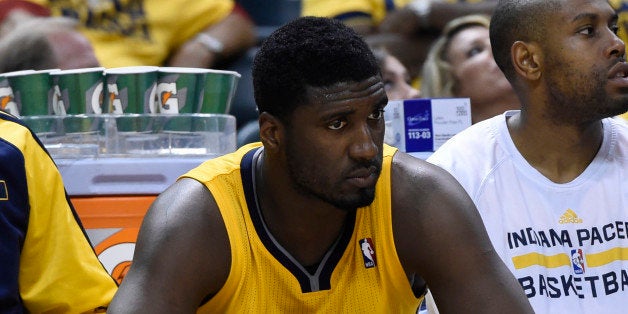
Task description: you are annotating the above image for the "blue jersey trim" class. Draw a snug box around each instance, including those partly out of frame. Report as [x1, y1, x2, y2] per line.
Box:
[0, 120, 30, 311]
[0, 113, 91, 244]
[240, 147, 356, 293]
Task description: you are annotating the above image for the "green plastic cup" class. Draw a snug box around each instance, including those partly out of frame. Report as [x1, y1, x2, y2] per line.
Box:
[105, 66, 158, 114]
[156, 67, 209, 114]
[198, 69, 240, 114]
[0, 71, 31, 116]
[51, 67, 106, 115]
[3, 69, 56, 116]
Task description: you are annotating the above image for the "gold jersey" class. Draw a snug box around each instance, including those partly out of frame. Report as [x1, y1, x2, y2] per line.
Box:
[182, 143, 423, 313]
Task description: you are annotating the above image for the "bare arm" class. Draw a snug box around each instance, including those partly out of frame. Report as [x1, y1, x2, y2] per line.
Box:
[107, 178, 230, 313]
[167, 7, 257, 68]
[392, 152, 532, 313]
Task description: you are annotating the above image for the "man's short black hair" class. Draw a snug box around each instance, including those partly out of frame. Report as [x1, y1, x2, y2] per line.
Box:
[490, 0, 560, 81]
[252, 16, 380, 122]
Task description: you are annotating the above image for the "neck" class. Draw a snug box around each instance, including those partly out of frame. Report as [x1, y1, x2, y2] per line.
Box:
[255, 151, 349, 266]
[471, 92, 520, 124]
[507, 111, 604, 183]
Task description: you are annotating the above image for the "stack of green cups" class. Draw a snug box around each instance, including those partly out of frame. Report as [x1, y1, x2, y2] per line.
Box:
[105, 66, 159, 114]
[156, 67, 240, 114]
[198, 69, 240, 114]
[50, 67, 106, 115]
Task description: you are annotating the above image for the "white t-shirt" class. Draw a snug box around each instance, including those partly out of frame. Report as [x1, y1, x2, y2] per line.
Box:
[428, 110, 628, 313]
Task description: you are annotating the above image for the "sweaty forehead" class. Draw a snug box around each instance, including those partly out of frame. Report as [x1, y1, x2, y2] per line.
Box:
[304, 76, 385, 106]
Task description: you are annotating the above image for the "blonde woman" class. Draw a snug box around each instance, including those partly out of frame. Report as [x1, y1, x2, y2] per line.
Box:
[371, 46, 420, 100]
[420, 14, 519, 124]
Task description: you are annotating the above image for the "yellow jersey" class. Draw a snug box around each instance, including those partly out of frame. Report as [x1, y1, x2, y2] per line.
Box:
[182, 143, 423, 312]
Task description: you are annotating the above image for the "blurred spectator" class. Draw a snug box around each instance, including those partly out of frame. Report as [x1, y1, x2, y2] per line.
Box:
[0, 0, 49, 37]
[301, 0, 411, 35]
[375, 0, 497, 80]
[0, 110, 118, 312]
[0, 0, 256, 69]
[302, 0, 499, 84]
[0, 16, 100, 73]
[165, 3, 257, 68]
[371, 45, 420, 100]
[420, 14, 518, 124]
[379, 0, 497, 34]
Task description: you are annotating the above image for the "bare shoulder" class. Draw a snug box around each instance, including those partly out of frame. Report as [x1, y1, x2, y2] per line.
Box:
[138, 178, 230, 258]
[391, 151, 469, 205]
[390, 152, 533, 313]
[390, 151, 491, 270]
[108, 178, 230, 312]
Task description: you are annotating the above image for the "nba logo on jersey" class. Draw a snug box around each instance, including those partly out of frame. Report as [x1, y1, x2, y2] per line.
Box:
[359, 238, 377, 268]
[571, 249, 586, 274]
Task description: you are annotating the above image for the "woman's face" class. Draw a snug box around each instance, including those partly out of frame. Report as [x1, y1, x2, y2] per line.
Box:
[446, 25, 513, 104]
[381, 55, 420, 101]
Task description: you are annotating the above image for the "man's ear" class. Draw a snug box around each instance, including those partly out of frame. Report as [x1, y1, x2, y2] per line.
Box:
[512, 41, 542, 81]
[259, 112, 282, 150]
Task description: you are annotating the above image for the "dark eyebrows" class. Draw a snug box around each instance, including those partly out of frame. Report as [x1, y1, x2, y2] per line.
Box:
[319, 107, 355, 122]
[571, 12, 618, 24]
[572, 12, 597, 23]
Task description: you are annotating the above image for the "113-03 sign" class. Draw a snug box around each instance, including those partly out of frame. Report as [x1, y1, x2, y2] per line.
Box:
[407, 130, 432, 140]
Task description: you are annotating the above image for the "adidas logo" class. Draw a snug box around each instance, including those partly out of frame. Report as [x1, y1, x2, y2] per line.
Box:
[559, 209, 583, 224]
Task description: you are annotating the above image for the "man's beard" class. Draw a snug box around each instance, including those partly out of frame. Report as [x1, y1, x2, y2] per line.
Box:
[284, 142, 381, 211]
[545, 65, 628, 126]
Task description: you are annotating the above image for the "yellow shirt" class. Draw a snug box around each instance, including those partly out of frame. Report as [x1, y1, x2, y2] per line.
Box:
[302, 0, 487, 27]
[182, 143, 423, 312]
[0, 111, 117, 312]
[27, 0, 233, 67]
[302, 0, 411, 27]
